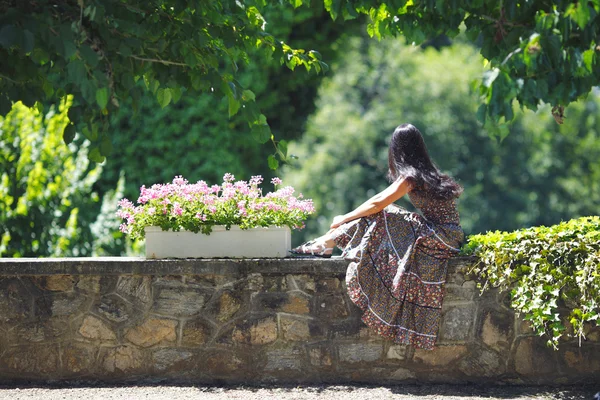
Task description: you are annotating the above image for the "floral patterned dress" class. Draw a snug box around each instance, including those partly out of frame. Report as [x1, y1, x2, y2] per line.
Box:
[331, 186, 464, 350]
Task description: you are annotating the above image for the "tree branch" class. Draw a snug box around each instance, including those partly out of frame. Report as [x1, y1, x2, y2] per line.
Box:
[127, 55, 188, 67]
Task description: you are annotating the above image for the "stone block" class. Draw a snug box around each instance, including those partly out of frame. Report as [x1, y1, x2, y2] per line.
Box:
[289, 274, 315, 294]
[338, 343, 383, 363]
[444, 281, 477, 302]
[514, 337, 557, 376]
[439, 304, 476, 342]
[262, 276, 288, 292]
[215, 290, 242, 322]
[253, 292, 288, 312]
[15, 321, 45, 342]
[182, 318, 212, 346]
[265, 347, 304, 371]
[458, 347, 504, 377]
[34, 292, 88, 318]
[5, 345, 60, 375]
[413, 345, 467, 367]
[152, 348, 194, 371]
[34, 275, 75, 292]
[330, 320, 362, 339]
[76, 276, 101, 293]
[116, 276, 152, 304]
[232, 316, 278, 345]
[78, 315, 116, 341]
[152, 285, 211, 317]
[101, 345, 144, 373]
[308, 345, 333, 367]
[386, 345, 409, 360]
[315, 293, 348, 320]
[247, 273, 263, 291]
[192, 272, 240, 287]
[95, 294, 133, 323]
[557, 345, 600, 374]
[63, 344, 96, 373]
[280, 316, 310, 341]
[125, 318, 177, 347]
[0, 278, 33, 323]
[316, 277, 341, 293]
[205, 351, 244, 375]
[480, 311, 512, 352]
[281, 292, 310, 315]
[388, 367, 417, 381]
[446, 270, 466, 286]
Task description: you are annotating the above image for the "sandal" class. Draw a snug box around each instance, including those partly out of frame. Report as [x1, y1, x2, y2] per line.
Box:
[290, 239, 334, 258]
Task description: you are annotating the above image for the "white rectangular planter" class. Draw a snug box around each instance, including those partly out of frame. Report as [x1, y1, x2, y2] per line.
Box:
[145, 225, 291, 259]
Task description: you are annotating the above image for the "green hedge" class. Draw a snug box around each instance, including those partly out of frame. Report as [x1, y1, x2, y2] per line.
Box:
[463, 216, 600, 349]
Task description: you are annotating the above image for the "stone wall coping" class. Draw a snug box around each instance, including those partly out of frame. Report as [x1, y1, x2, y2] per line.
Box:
[0, 256, 475, 276]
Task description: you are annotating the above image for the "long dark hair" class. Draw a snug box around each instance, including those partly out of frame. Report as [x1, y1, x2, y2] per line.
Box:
[387, 123, 463, 200]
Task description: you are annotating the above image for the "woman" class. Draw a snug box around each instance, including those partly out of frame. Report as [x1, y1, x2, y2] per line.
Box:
[291, 123, 464, 350]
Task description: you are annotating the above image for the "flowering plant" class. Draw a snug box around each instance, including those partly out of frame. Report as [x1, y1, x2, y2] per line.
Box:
[117, 174, 315, 239]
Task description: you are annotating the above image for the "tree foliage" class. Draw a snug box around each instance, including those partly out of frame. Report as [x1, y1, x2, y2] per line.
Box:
[0, 99, 121, 257]
[95, 4, 355, 204]
[0, 0, 329, 162]
[282, 36, 600, 245]
[1, 0, 598, 161]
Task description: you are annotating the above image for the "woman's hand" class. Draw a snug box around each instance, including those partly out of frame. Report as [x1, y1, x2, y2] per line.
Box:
[330, 215, 347, 229]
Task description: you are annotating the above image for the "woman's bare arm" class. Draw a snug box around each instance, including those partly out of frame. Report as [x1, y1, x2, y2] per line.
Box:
[330, 178, 413, 229]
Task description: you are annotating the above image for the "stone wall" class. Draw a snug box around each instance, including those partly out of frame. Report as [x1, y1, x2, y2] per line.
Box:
[0, 257, 597, 384]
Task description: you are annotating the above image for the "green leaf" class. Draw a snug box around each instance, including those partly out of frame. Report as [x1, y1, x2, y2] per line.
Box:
[278, 139, 288, 158]
[62, 38, 77, 59]
[324, 0, 341, 20]
[569, 3, 591, 30]
[251, 124, 271, 144]
[156, 88, 172, 108]
[118, 42, 132, 57]
[63, 124, 76, 144]
[0, 25, 17, 48]
[88, 146, 105, 163]
[96, 87, 109, 109]
[242, 89, 256, 102]
[100, 135, 113, 156]
[583, 49, 594, 72]
[22, 29, 34, 53]
[268, 154, 279, 170]
[171, 86, 182, 104]
[67, 60, 87, 85]
[228, 95, 240, 117]
[79, 45, 99, 68]
[476, 104, 487, 124]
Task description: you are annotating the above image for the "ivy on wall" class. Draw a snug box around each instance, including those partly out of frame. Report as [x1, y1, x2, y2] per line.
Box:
[463, 216, 600, 349]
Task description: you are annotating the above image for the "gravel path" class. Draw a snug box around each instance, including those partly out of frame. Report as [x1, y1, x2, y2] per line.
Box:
[0, 384, 593, 400]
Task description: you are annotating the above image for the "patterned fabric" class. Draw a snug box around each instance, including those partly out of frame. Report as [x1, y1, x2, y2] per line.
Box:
[331, 188, 464, 350]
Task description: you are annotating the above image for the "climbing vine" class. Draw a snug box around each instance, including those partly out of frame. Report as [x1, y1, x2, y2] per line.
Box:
[463, 216, 600, 349]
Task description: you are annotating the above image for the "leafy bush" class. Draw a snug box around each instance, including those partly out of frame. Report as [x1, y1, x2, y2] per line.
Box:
[117, 174, 315, 239]
[463, 216, 600, 349]
[0, 99, 122, 257]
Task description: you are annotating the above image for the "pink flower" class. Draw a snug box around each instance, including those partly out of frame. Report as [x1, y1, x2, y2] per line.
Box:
[223, 173, 235, 182]
[173, 202, 183, 216]
[250, 175, 263, 186]
[271, 177, 282, 185]
[211, 185, 220, 193]
[119, 223, 129, 233]
[195, 213, 207, 221]
[118, 198, 134, 209]
[173, 176, 188, 185]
